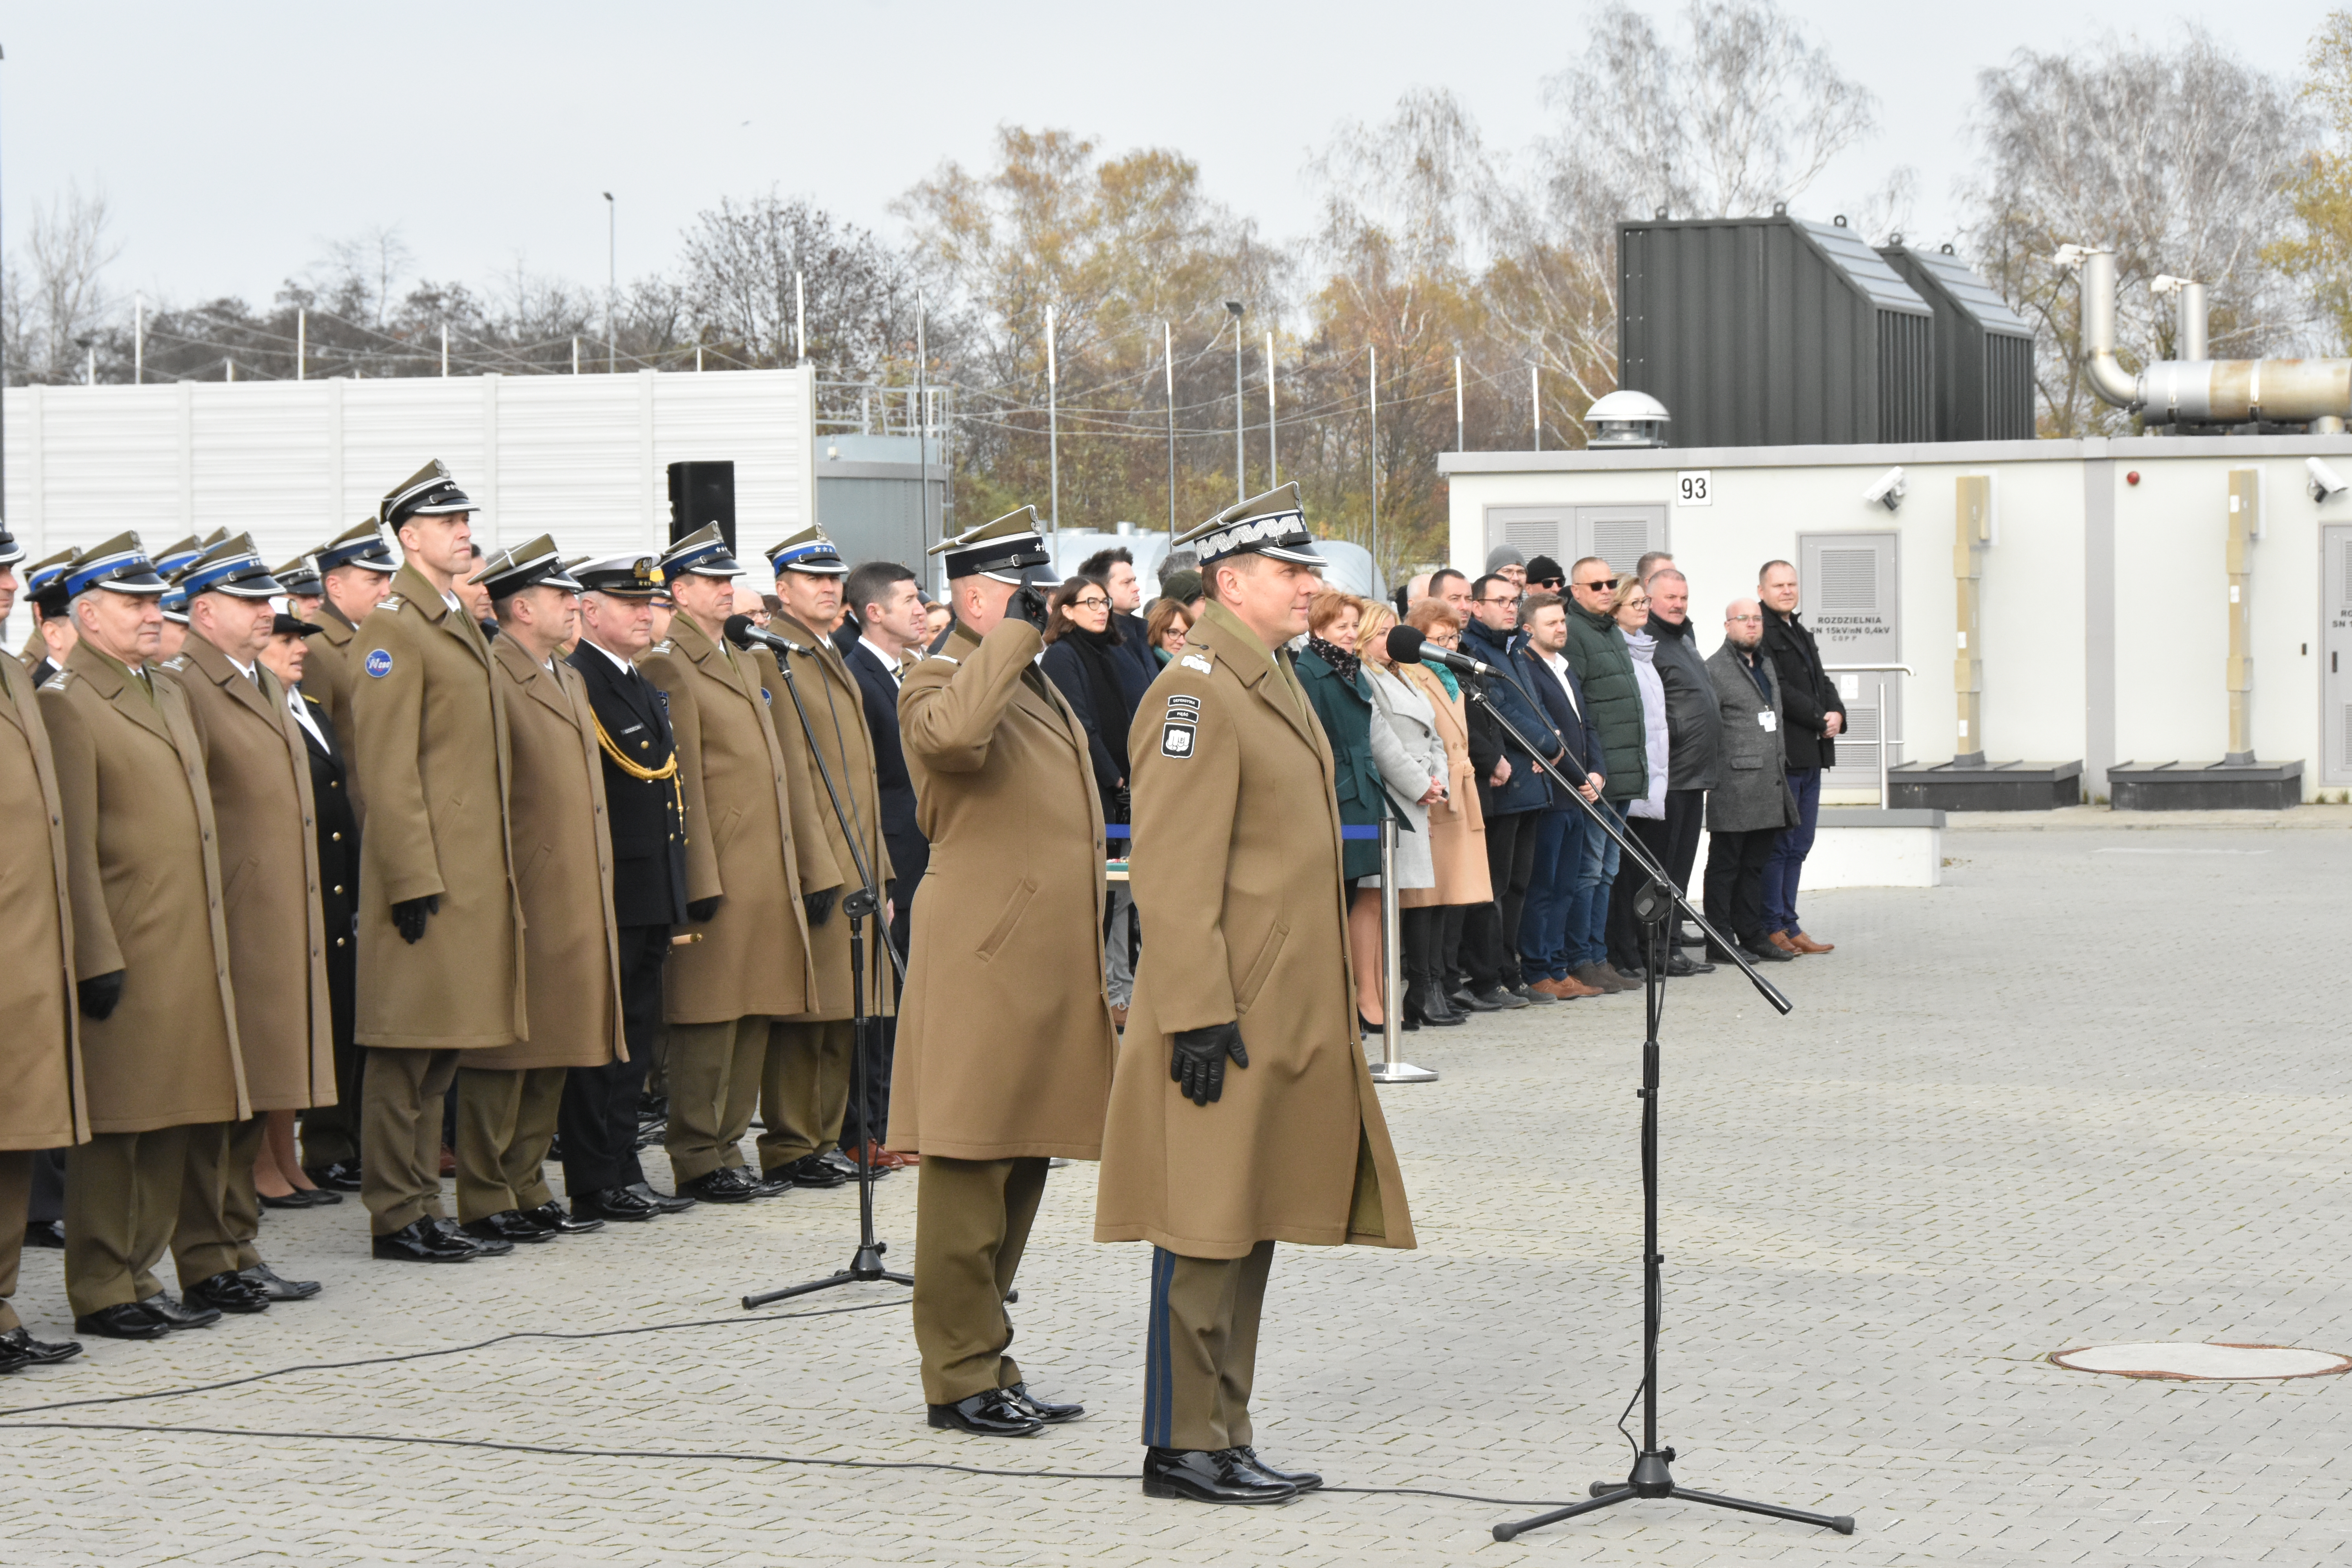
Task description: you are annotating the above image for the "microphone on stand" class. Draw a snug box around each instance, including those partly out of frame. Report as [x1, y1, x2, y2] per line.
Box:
[724, 613, 810, 659]
[1385, 624, 1500, 677]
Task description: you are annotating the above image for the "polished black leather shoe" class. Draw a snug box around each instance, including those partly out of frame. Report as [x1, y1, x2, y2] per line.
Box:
[680, 1167, 758, 1204]
[141, 1292, 224, 1330]
[1002, 1382, 1084, 1423]
[779, 1154, 849, 1190]
[1233, 1445, 1323, 1490]
[303, 1161, 363, 1192]
[239, 1263, 322, 1301]
[818, 1148, 860, 1179]
[73, 1302, 171, 1340]
[462, 1210, 553, 1245]
[1141, 1446, 1297, 1504]
[1448, 984, 1503, 1012]
[1739, 942, 1795, 964]
[927, 1388, 1043, 1437]
[372, 1218, 476, 1262]
[747, 1168, 797, 1198]
[526, 1199, 603, 1234]
[628, 1180, 697, 1213]
[24, 1219, 65, 1249]
[433, 1216, 510, 1256]
[259, 1189, 314, 1210]
[0, 1338, 27, 1372]
[300, 1186, 343, 1205]
[576, 1187, 659, 1222]
[185, 1270, 271, 1315]
[1665, 951, 1712, 977]
[0, 1326, 83, 1365]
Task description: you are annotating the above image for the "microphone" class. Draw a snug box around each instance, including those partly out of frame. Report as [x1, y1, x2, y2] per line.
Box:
[724, 614, 811, 659]
[1386, 624, 1499, 677]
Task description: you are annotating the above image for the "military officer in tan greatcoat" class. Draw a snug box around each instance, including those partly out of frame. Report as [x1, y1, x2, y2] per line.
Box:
[640, 524, 837, 1204]
[1098, 486, 1417, 1504]
[39, 534, 250, 1341]
[350, 461, 528, 1263]
[0, 522, 89, 1372]
[452, 539, 623, 1246]
[18, 547, 82, 684]
[890, 506, 1116, 1438]
[166, 535, 334, 1314]
[754, 525, 895, 1189]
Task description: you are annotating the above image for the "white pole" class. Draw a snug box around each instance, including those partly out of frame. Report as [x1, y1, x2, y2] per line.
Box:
[1232, 307, 1245, 501]
[1369, 345, 1379, 573]
[1455, 355, 1464, 451]
[916, 287, 932, 550]
[696, 344, 704, 372]
[134, 294, 144, 384]
[440, 323, 449, 377]
[297, 307, 305, 382]
[604, 192, 616, 374]
[795, 270, 807, 365]
[225, 358, 235, 383]
[1165, 321, 1176, 536]
[1531, 360, 1540, 451]
[1046, 305, 1059, 533]
[1266, 329, 1278, 487]
[572, 336, 580, 376]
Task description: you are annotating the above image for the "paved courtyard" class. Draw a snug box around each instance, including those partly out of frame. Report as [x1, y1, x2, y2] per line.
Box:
[4, 824, 2350, 1566]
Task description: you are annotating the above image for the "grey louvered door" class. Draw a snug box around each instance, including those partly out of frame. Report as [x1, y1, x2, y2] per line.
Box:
[1798, 530, 1901, 791]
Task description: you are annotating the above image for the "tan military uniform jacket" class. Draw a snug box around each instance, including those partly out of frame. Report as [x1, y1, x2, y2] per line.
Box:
[887, 617, 1116, 1161]
[0, 652, 85, 1150]
[766, 613, 895, 1021]
[1095, 599, 1415, 1258]
[468, 637, 624, 1071]
[303, 600, 363, 818]
[39, 641, 249, 1133]
[639, 612, 833, 1024]
[349, 563, 526, 1049]
[172, 634, 335, 1112]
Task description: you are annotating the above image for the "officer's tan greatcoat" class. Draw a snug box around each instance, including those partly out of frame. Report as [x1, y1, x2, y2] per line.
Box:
[639, 611, 833, 1023]
[39, 641, 249, 1132]
[172, 634, 335, 1111]
[0, 652, 85, 1151]
[303, 600, 363, 818]
[764, 613, 894, 1020]
[348, 563, 526, 1049]
[888, 617, 1116, 1161]
[1095, 599, 1415, 1258]
[467, 637, 623, 1071]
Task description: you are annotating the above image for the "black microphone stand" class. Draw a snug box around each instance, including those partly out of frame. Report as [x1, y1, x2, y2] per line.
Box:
[1458, 666, 1854, 1541]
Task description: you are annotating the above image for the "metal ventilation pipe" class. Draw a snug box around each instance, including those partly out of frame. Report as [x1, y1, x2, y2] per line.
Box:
[2067, 246, 2352, 433]
[2152, 275, 2207, 362]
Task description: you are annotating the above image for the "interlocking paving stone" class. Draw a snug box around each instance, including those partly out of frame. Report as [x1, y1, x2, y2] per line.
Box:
[2, 825, 2349, 1564]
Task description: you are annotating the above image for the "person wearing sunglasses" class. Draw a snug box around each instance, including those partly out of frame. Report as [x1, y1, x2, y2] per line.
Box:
[1555, 556, 1649, 993]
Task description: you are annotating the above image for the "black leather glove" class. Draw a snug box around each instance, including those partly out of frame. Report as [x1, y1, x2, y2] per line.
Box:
[391, 894, 440, 945]
[78, 969, 125, 1021]
[804, 887, 838, 927]
[1169, 1021, 1248, 1107]
[1012, 583, 1052, 631]
[686, 896, 721, 924]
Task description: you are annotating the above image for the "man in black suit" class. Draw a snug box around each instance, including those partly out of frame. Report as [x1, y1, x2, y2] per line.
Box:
[559, 555, 697, 1222]
[835, 559, 929, 1163]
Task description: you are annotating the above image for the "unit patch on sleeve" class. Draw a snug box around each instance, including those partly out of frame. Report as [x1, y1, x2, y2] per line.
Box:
[363, 649, 394, 678]
[1160, 720, 1197, 759]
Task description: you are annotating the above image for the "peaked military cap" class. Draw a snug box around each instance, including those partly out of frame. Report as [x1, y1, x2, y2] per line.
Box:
[470, 534, 585, 600]
[929, 506, 1055, 586]
[272, 612, 325, 638]
[575, 553, 666, 598]
[0, 521, 22, 569]
[160, 585, 191, 624]
[271, 554, 325, 597]
[317, 518, 400, 573]
[65, 533, 172, 597]
[380, 459, 475, 531]
[180, 533, 287, 600]
[766, 523, 848, 577]
[659, 523, 744, 580]
[26, 547, 82, 617]
[1175, 483, 1321, 568]
[199, 527, 231, 548]
[152, 535, 209, 579]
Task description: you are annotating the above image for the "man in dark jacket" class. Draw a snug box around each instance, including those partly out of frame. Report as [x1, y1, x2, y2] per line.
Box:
[1461, 573, 1554, 1006]
[1080, 545, 1158, 711]
[1703, 600, 1798, 962]
[1512, 593, 1607, 999]
[1641, 568, 1722, 972]
[1757, 560, 1843, 956]
[1559, 557, 1645, 993]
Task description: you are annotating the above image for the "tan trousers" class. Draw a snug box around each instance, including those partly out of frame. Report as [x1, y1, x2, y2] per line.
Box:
[1142, 1241, 1276, 1452]
[360, 1046, 459, 1236]
[912, 1154, 1049, 1405]
[0, 1150, 31, 1332]
[664, 1016, 769, 1181]
[757, 1017, 854, 1174]
[63, 1126, 192, 1318]
[173, 1115, 266, 1281]
[454, 1066, 564, 1222]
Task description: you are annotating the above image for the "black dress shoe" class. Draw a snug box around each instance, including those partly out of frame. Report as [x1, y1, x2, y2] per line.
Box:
[0, 1326, 83, 1365]
[1141, 1446, 1297, 1504]
[73, 1302, 171, 1340]
[185, 1270, 271, 1315]
[776, 1153, 848, 1189]
[303, 1161, 363, 1192]
[576, 1187, 659, 1222]
[818, 1148, 860, 1179]
[628, 1180, 696, 1213]
[927, 1388, 1044, 1436]
[141, 1292, 224, 1330]
[0, 1339, 25, 1373]
[24, 1219, 65, 1249]
[299, 1186, 343, 1205]
[525, 1199, 603, 1234]
[1468, 984, 1528, 1010]
[1448, 984, 1503, 1013]
[259, 1189, 321, 1210]
[1510, 982, 1556, 1006]
[1233, 1445, 1323, 1490]
[462, 1210, 554, 1245]
[747, 1169, 797, 1198]
[434, 1216, 510, 1255]
[1739, 941, 1795, 964]
[1002, 1382, 1084, 1423]
[239, 1263, 323, 1301]
[679, 1168, 758, 1204]
[372, 1218, 477, 1262]
[1405, 979, 1466, 1028]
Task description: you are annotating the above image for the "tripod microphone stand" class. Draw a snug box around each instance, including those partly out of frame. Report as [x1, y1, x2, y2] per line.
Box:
[1452, 664, 1854, 1542]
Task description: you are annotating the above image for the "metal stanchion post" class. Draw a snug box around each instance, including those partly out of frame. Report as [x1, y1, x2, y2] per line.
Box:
[1368, 815, 1436, 1085]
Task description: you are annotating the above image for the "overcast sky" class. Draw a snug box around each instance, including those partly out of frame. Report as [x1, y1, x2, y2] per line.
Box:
[0, 1, 2329, 311]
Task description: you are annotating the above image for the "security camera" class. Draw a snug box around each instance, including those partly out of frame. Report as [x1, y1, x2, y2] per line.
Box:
[2308, 456, 2348, 503]
[1862, 467, 1907, 512]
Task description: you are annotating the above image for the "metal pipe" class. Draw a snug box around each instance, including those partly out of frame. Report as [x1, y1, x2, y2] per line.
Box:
[2180, 281, 2207, 363]
[1368, 816, 1436, 1085]
[2077, 250, 2142, 409]
[2078, 248, 2351, 424]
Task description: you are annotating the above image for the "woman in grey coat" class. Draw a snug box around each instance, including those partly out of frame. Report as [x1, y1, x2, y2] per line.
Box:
[1361, 602, 1454, 1027]
[1700, 599, 1798, 963]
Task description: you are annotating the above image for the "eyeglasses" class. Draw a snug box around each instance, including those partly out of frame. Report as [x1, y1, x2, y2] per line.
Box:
[1069, 597, 1110, 610]
[1727, 613, 1762, 622]
[1575, 577, 1617, 592]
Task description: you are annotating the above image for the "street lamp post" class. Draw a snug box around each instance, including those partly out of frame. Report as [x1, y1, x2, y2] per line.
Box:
[1226, 300, 1244, 502]
[603, 192, 616, 373]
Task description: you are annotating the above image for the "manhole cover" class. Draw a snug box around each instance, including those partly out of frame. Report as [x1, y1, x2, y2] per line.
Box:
[2049, 1343, 2352, 1381]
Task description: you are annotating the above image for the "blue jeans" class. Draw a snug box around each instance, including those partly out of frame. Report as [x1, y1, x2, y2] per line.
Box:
[1763, 766, 1822, 934]
[1516, 809, 1583, 981]
[1566, 800, 1624, 968]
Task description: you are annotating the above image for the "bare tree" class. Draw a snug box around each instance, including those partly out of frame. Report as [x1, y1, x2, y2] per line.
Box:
[680, 191, 921, 377]
[4, 182, 123, 383]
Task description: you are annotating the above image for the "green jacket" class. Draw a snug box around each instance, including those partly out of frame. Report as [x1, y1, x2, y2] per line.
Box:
[1562, 601, 1647, 802]
[1292, 645, 1387, 880]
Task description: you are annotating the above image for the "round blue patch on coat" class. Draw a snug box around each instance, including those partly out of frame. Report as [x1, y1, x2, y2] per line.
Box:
[363, 649, 394, 678]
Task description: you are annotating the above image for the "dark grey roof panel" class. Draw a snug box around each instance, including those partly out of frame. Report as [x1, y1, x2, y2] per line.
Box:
[1887, 246, 2032, 337]
[1798, 221, 1933, 316]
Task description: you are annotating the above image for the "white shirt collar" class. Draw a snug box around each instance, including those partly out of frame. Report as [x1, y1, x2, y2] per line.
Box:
[1537, 647, 1581, 712]
[227, 655, 258, 681]
[285, 686, 326, 745]
[584, 638, 637, 675]
[856, 635, 904, 685]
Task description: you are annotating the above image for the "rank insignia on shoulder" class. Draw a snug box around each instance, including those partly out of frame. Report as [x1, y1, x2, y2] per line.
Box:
[363, 649, 394, 679]
[1165, 694, 1201, 715]
[928, 653, 961, 666]
[655, 690, 669, 712]
[1180, 652, 1213, 674]
[649, 641, 671, 655]
[41, 673, 69, 692]
[1160, 720, 1197, 759]
[379, 595, 405, 612]
[162, 657, 187, 671]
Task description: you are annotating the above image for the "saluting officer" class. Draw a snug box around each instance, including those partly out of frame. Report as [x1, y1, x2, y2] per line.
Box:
[558, 555, 695, 1223]
[165, 535, 333, 1312]
[891, 506, 1115, 1438]
[19, 547, 82, 684]
[349, 461, 528, 1264]
[639, 524, 838, 1205]
[1098, 486, 1418, 1504]
[0, 520, 87, 1371]
[39, 534, 250, 1341]
[755, 525, 894, 1189]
